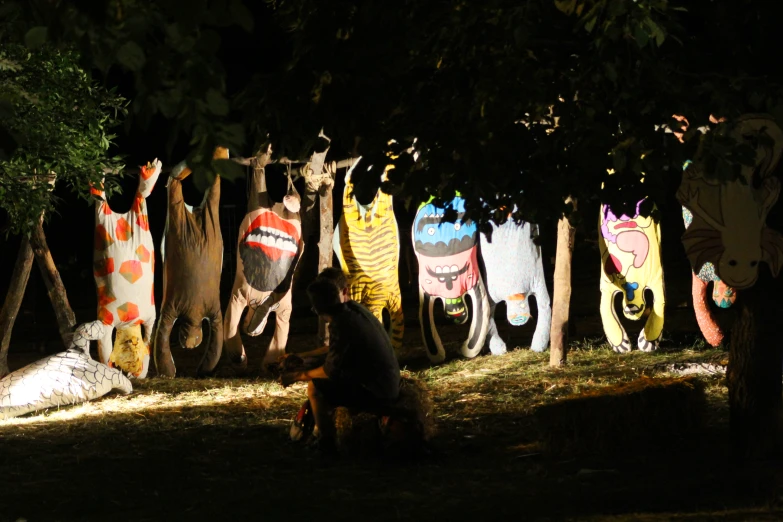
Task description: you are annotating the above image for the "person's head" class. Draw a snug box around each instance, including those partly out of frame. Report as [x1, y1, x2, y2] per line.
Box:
[307, 278, 344, 321]
[316, 267, 350, 303]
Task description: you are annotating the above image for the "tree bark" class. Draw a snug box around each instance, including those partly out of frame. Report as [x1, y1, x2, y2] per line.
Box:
[549, 198, 577, 368]
[30, 220, 76, 348]
[726, 269, 783, 459]
[317, 186, 334, 345]
[0, 239, 35, 377]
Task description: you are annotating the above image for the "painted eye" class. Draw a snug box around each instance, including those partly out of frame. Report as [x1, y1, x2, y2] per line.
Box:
[750, 260, 758, 267]
[454, 222, 461, 231]
[728, 260, 737, 267]
[427, 227, 435, 236]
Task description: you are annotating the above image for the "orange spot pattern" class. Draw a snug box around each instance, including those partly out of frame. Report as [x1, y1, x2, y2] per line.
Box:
[97, 307, 114, 325]
[117, 302, 140, 323]
[97, 285, 116, 307]
[135, 245, 151, 263]
[115, 218, 132, 241]
[94, 258, 115, 277]
[95, 225, 113, 251]
[136, 214, 150, 231]
[119, 260, 143, 284]
[131, 195, 143, 215]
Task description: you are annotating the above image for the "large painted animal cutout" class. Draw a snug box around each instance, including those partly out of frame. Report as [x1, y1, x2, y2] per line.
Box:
[480, 218, 551, 354]
[682, 203, 736, 347]
[224, 150, 306, 368]
[598, 197, 665, 353]
[333, 158, 404, 350]
[1, 322, 132, 420]
[154, 148, 225, 377]
[86, 160, 161, 378]
[413, 196, 490, 362]
[677, 114, 783, 293]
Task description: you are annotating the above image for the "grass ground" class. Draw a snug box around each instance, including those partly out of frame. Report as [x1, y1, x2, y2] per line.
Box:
[2, 331, 781, 522]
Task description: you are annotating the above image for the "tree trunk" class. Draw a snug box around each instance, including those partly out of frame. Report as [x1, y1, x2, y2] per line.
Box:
[549, 198, 577, 368]
[726, 269, 783, 459]
[30, 220, 76, 348]
[0, 239, 35, 377]
[317, 186, 334, 345]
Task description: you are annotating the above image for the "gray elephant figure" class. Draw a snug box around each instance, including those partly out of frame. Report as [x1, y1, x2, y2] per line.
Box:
[480, 218, 551, 354]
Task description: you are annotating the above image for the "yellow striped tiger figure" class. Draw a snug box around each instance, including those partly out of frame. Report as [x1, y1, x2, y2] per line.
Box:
[333, 157, 404, 350]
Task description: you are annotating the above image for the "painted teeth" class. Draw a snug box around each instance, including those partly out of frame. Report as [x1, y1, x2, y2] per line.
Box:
[245, 229, 297, 253]
[450, 264, 458, 272]
[435, 266, 443, 274]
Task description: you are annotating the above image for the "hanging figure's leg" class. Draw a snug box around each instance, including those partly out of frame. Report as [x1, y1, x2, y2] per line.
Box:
[153, 307, 178, 377]
[136, 314, 155, 378]
[462, 278, 491, 359]
[640, 283, 665, 352]
[419, 288, 445, 363]
[600, 287, 630, 352]
[385, 287, 404, 352]
[265, 290, 293, 363]
[224, 291, 249, 368]
[530, 282, 552, 353]
[692, 273, 723, 347]
[197, 309, 223, 377]
[486, 302, 507, 355]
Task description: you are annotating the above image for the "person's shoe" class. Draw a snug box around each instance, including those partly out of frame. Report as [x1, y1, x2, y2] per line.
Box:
[289, 400, 315, 442]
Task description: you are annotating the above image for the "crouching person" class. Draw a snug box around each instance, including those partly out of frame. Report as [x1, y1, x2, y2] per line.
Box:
[279, 277, 400, 452]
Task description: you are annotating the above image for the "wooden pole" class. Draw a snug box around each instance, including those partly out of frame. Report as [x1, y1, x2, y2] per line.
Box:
[317, 184, 334, 345]
[549, 197, 577, 368]
[30, 220, 76, 348]
[0, 239, 34, 377]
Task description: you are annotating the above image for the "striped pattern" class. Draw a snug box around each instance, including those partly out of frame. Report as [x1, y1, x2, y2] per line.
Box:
[335, 175, 404, 350]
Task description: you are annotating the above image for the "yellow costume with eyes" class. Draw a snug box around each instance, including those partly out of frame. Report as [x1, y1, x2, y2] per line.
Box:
[598, 199, 665, 353]
[333, 161, 404, 350]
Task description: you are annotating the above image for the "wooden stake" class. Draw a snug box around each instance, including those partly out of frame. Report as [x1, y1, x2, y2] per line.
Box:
[30, 220, 76, 348]
[317, 185, 334, 345]
[549, 197, 577, 368]
[0, 239, 34, 377]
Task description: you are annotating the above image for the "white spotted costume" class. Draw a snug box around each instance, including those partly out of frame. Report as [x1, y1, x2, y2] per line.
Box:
[85, 160, 162, 378]
[0, 323, 132, 420]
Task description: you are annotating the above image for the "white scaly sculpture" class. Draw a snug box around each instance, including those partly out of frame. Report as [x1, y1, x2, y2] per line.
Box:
[0, 323, 132, 420]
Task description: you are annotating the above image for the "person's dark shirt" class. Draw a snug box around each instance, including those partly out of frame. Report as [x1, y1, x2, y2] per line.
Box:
[323, 301, 400, 399]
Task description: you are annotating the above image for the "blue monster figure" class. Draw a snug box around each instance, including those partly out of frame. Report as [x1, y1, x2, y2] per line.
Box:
[412, 196, 490, 363]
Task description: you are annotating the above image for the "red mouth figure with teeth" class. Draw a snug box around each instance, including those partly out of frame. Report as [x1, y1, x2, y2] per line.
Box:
[239, 208, 301, 291]
[224, 146, 313, 369]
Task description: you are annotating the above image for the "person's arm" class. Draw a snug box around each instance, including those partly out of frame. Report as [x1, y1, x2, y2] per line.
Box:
[281, 345, 328, 361]
[280, 365, 328, 387]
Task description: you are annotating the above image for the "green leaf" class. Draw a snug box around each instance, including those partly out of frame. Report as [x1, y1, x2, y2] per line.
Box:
[555, 0, 577, 15]
[116, 41, 146, 71]
[206, 88, 230, 116]
[229, 0, 254, 32]
[24, 27, 48, 49]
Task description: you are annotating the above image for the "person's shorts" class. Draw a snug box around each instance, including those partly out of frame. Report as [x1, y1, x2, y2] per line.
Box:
[313, 378, 392, 412]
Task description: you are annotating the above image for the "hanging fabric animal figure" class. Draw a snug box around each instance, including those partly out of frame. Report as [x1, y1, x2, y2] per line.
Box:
[1, 322, 132, 420]
[598, 197, 665, 353]
[480, 218, 551, 354]
[682, 197, 736, 347]
[413, 196, 490, 363]
[333, 157, 404, 350]
[224, 150, 306, 368]
[677, 114, 783, 293]
[153, 148, 226, 377]
[85, 159, 162, 378]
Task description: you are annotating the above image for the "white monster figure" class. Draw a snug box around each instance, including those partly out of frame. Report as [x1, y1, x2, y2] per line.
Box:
[0, 323, 132, 420]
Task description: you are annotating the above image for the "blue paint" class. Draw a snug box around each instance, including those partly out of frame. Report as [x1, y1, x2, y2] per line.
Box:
[623, 282, 639, 301]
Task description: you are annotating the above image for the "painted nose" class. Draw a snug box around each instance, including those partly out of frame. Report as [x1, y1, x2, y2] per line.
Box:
[180, 326, 202, 349]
